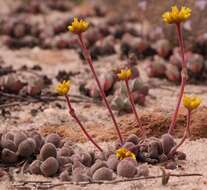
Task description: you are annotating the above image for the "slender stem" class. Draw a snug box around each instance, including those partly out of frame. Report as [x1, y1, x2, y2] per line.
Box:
[169, 109, 191, 157]
[78, 34, 123, 144]
[168, 23, 188, 134]
[125, 79, 145, 137]
[65, 95, 103, 152]
[186, 110, 192, 137]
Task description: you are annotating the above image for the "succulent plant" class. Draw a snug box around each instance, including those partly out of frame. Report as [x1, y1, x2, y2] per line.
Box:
[1, 139, 17, 152]
[92, 167, 113, 181]
[146, 56, 166, 78]
[46, 133, 61, 148]
[169, 48, 183, 69]
[147, 141, 160, 159]
[100, 73, 115, 93]
[126, 134, 139, 145]
[14, 132, 27, 147]
[106, 156, 119, 171]
[81, 72, 115, 99]
[122, 142, 139, 155]
[111, 95, 132, 113]
[17, 138, 36, 157]
[161, 134, 176, 155]
[90, 160, 108, 176]
[153, 39, 171, 58]
[1, 148, 18, 163]
[40, 143, 57, 161]
[130, 79, 149, 96]
[165, 64, 181, 82]
[57, 146, 74, 157]
[117, 159, 137, 178]
[80, 152, 92, 167]
[158, 153, 168, 163]
[94, 151, 107, 161]
[32, 133, 44, 153]
[57, 156, 73, 172]
[64, 163, 73, 175]
[0, 74, 25, 93]
[187, 53, 204, 76]
[72, 159, 86, 170]
[40, 157, 59, 177]
[136, 164, 149, 177]
[59, 170, 71, 181]
[175, 151, 186, 160]
[29, 160, 42, 175]
[72, 167, 90, 183]
[165, 161, 177, 170]
[193, 33, 207, 58]
[4, 132, 14, 141]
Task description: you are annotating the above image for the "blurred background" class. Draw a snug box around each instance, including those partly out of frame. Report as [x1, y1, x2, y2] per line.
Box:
[0, 0, 207, 111]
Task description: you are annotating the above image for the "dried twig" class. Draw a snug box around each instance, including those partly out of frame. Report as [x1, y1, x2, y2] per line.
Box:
[0, 91, 101, 109]
[12, 172, 202, 189]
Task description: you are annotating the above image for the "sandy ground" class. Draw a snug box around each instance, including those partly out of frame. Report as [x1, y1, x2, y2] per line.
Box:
[0, 48, 207, 140]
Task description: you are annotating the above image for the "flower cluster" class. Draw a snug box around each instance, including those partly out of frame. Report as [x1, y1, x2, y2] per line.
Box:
[68, 17, 89, 34]
[116, 147, 136, 160]
[54, 3, 204, 156]
[183, 95, 202, 111]
[56, 80, 71, 95]
[117, 69, 132, 80]
[162, 5, 191, 24]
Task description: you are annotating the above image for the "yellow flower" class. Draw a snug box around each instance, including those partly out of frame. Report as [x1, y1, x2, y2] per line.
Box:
[117, 69, 132, 80]
[56, 80, 71, 95]
[116, 147, 136, 160]
[183, 95, 202, 111]
[68, 17, 89, 34]
[162, 5, 191, 24]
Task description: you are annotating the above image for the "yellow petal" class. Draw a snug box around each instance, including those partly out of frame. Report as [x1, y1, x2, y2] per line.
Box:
[162, 5, 191, 24]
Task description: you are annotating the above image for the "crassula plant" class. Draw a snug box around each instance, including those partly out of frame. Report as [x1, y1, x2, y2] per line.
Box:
[162, 5, 191, 134]
[44, 2, 205, 182]
[169, 95, 202, 157]
[117, 68, 146, 138]
[56, 80, 103, 152]
[68, 17, 123, 144]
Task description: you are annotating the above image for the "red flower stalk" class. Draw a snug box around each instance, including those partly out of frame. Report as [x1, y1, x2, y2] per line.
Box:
[168, 23, 188, 134]
[65, 95, 103, 152]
